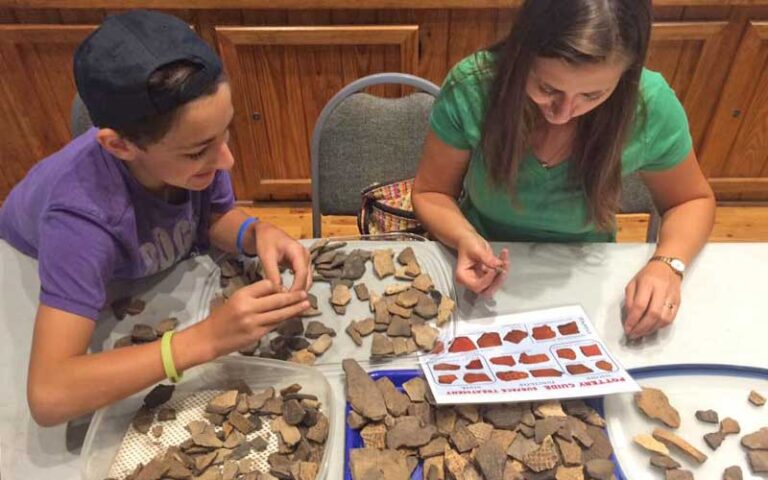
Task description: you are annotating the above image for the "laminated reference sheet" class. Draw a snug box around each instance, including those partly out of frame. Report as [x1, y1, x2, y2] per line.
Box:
[419, 305, 640, 404]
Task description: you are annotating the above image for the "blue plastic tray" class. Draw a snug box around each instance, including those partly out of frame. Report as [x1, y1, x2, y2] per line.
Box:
[343, 368, 623, 480]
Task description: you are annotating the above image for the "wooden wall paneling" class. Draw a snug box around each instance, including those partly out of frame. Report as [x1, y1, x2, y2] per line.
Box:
[447, 9, 498, 68]
[648, 22, 733, 150]
[215, 25, 419, 200]
[412, 9, 450, 86]
[11, 9, 61, 23]
[196, 10, 244, 46]
[682, 6, 731, 20]
[721, 23, 768, 181]
[58, 9, 105, 23]
[495, 8, 515, 44]
[653, 7, 686, 21]
[680, 10, 743, 152]
[216, 30, 267, 201]
[0, 24, 93, 201]
[699, 20, 768, 200]
[0, 9, 16, 22]
[366, 9, 452, 93]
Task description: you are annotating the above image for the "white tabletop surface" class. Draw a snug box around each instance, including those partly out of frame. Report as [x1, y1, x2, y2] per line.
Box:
[1, 240, 766, 479]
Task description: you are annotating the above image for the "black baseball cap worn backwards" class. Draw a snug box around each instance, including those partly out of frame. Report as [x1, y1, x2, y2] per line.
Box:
[74, 9, 223, 129]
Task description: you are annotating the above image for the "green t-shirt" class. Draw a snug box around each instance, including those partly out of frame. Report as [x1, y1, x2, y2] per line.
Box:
[429, 51, 693, 242]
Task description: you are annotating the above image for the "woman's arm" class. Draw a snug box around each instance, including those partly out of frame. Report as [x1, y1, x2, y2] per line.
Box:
[412, 131, 476, 249]
[623, 150, 716, 338]
[413, 131, 508, 296]
[28, 281, 309, 426]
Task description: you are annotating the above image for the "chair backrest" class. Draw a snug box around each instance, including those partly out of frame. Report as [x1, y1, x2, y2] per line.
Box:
[70, 94, 93, 139]
[620, 173, 660, 243]
[310, 73, 441, 237]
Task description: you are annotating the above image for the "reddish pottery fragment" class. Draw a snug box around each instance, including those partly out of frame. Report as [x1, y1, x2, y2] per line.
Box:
[448, 337, 477, 353]
[532, 325, 556, 340]
[464, 373, 492, 383]
[438, 375, 457, 384]
[477, 332, 502, 348]
[497, 371, 529, 381]
[557, 321, 580, 336]
[556, 348, 576, 360]
[503, 329, 528, 344]
[433, 363, 460, 371]
[580, 344, 602, 357]
[595, 361, 614, 371]
[490, 355, 516, 367]
[566, 364, 593, 375]
[465, 359, 483, 370]
[530, 368, 563, 378]
[519, 353, 549, 364]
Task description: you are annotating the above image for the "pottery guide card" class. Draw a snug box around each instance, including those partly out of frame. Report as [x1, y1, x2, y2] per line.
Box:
[419, 305, 640, 405]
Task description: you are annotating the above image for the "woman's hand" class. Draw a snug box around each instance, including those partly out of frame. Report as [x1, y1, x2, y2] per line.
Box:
[455, 232, 509, 298]
[623, 261, 682, 339]
[253, 221, 312, 292]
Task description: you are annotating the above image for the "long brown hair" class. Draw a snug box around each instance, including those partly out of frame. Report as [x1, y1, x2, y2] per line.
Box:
[482, 0, 652, 230]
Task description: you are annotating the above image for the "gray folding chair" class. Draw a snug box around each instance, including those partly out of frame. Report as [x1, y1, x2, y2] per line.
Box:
[310, 73, 441, 238]
[620, 173, 661, 243]
[70, 94, 93, 139]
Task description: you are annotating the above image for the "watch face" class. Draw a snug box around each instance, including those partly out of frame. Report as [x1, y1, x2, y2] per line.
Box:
[670, 259, 686, 272]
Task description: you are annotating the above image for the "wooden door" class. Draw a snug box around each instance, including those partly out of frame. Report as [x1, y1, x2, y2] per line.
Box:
[0, 24, 95, 201]
[647, 21, 737, 154]
[215, 25, 419, 201]
[699, 21, 768, 200]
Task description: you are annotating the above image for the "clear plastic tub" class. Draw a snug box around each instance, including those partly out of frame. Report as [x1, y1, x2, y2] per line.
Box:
[203, 233, 460, 366]
[80, 356, 336, 480]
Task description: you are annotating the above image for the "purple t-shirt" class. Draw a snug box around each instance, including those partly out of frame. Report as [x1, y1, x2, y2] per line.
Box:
[0, 128, 235, 320]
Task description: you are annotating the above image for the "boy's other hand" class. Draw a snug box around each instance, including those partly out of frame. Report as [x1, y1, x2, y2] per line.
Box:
[204, 280, 310, 356]
[253, 221, 312, 292]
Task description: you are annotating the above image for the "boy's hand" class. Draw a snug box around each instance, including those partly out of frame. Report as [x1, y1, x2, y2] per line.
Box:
[253, 221, 312, 292]
[204, 280, 310, 356]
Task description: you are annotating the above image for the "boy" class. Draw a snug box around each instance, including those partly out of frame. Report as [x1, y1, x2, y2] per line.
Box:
[0, 10, 311, 426]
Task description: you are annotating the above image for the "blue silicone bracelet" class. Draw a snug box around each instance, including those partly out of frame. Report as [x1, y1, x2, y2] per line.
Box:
[236, 217, 258, 255]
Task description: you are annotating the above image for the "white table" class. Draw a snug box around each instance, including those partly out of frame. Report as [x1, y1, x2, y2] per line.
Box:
[1, 240, 766, 479]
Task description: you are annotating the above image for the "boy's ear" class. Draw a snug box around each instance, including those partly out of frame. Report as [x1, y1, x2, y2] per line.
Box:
[96, 129, 140, 161]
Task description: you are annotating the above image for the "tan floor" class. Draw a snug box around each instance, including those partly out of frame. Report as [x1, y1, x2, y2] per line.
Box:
[240, 204, 768, 243]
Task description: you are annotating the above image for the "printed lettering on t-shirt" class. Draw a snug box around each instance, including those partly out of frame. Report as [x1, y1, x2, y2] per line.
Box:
[138, 218, 195, 275]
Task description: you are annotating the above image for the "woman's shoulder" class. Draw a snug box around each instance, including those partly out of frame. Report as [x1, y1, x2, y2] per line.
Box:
[442, 50, 497, 92]
[638, 68, 683, 115]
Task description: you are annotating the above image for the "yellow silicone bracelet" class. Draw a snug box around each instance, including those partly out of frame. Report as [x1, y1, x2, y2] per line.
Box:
[161, 330, 182, 383]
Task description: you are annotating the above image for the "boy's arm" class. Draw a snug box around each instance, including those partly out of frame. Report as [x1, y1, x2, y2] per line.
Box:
[28, 281, 310, 426]
[27, 305, 212, 426]
[208, 209, 311, 292]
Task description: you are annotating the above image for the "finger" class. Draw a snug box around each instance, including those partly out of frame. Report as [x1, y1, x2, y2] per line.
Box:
[475, 245, 503, 270]
[287, 247, 310, 292]
[239, 279, 278, 299]
[254, 299, 312, 325]
[623, 280, 650, 334]
[252, 290, 309, 314]
[480, 249, 510, 298]
[649, 297, 679, 335]
[629, 289, 665, 338]
[259, 249, 283, 290]
[456, 267, 495, 294]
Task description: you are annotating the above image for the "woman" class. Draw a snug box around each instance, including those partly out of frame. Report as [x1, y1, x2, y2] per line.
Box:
[412, 0, 715, 339]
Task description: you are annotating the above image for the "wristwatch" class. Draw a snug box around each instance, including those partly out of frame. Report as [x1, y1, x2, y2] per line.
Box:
[649, 256, 686, 278]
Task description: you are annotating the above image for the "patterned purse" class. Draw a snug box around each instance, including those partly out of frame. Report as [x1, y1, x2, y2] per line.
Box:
[358, 178, 424, 235]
